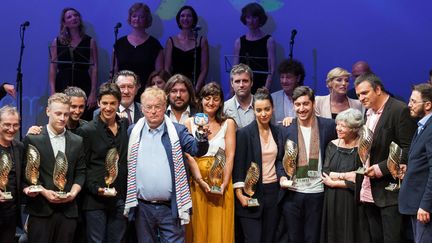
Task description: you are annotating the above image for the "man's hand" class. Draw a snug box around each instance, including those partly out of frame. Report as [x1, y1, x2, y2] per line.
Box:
[281, 117, 294, 127]
[3, 84, 16, 98]
[417, 208, 430, 224]
[27, 126, 43, 135]
[23, 186, 42, 197]
[364, 166, 377, 179]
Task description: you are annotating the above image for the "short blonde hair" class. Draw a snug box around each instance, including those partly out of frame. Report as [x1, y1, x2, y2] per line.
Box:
[128, 3, 152, 29]
[326, 67, 351, 87]
[48, 93, 71, 107]
[141, 87, 167, 106]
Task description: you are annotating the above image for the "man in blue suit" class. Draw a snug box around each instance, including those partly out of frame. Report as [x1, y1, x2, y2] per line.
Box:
[399, 83, 432, 243]
[278, 86, 336, 243]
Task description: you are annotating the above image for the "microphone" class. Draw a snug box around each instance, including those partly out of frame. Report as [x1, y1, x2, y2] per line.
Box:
[290, 29, 297, 44]
[21, 21, 30, 27]
[192, 25, 202, 32]
[114, 22, 122, 29]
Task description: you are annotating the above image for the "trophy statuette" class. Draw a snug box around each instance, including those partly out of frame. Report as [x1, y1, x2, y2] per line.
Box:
[25, 144, 43, 193]
[356, 125, 373, 174]
[194, 113, 209, 141]
[385, 142, 403, 192]
[104, 147, 119, 197]
[53, 151, 68, 198]
[243, 162, 260, 207]
[0, 150, 13, 200]
[208, 147, 226, 194]
[281, 139, 298, 188]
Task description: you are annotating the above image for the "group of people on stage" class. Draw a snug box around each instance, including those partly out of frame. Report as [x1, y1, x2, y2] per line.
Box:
[1, 2, 432, 243]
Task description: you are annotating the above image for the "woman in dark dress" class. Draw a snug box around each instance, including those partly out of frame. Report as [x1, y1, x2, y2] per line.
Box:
[234, 3, 275, 93]
[320, 108, 369, 243]
[49, 7, 98, 110]
[114, 3, 163, 100]
[164, 5, 209, 93]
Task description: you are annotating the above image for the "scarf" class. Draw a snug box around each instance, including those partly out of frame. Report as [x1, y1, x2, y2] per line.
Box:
[296, 116, 320, 178]
[124, 115, 192, 225]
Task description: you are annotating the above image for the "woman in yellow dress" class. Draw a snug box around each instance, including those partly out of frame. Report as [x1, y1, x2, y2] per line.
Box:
[184, 82, 236, 243]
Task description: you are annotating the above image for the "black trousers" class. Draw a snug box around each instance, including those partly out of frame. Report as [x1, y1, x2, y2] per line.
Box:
[362, 203, 404, 243]
[0, 213, 17, 243]
[28, 212, 77, 243]
[238, 182, 281, 243]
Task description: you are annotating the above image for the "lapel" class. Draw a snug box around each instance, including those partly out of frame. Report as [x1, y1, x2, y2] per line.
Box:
[134, 102, 143, 122]
[41, 126, 56, 160]
[11, 140, 22, 190]
[410, 115, 432, 150]
[250, 121, 263, 166]
[372, 97, 393, 141]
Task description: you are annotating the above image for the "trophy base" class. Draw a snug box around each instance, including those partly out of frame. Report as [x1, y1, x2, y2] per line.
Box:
[247, 198, 260, 207]
[385, 183, 400, 192]
[28, 185, 43, 193]
[355, 167, 366, 175]
[280, 180, 293, 188]
[57, 191, 68, 199]
[1, 192, 13, 200]
[210, 186, 223, 195]
[103, 187, 117, 197]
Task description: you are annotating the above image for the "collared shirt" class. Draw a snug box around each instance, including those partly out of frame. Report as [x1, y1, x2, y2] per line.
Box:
[47, 125, 66, 157]
[360, 96, 389, 203]
[417, 113, 432, 134]
[167, 105, 190, 125]
[119, 104, 135, 123]
[283, 92, 296, 118]
[233, 95, 255, 128]
[136, 121, 172, 201]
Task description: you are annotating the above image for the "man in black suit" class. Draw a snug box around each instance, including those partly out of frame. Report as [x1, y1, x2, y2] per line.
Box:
[22, 93, 86, 243]
[355, 73, 417, 243]
[278, 86, 337, 243]
[0, 105, 23, 242]
[399, 83, 432, 243]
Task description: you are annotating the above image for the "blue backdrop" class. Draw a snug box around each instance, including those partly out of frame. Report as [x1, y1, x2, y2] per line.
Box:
[1, 0, 431, 131]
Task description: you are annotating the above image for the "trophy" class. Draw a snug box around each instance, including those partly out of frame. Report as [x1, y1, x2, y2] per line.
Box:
[104, 147, 119, 197]
[53, 151, 68, 198]
[208, 147, 226, 194]
[243, 162, 260, 207]
[25, 144, 43, 193]
[194, 113, 209, 141]
[385, 142, 403, 192]
[281, 139, 298, 188]
[356, 125, 373, 174]
[0, 150, 13, 200]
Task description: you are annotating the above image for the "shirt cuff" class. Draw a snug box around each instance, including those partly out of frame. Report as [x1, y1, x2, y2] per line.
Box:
[233, 182, 245, 189]
[372, 164, 383, 178]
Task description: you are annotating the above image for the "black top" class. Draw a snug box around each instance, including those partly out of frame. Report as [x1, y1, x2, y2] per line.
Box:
[170, 36, 202, 85]
[76, 115, 129, 210]
[239, 35, 270, 94]
[55, 34, 92, 95]
[115, 35, 162, 96]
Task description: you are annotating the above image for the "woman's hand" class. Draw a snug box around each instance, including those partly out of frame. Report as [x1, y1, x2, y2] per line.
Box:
[321, 172, 335, 187]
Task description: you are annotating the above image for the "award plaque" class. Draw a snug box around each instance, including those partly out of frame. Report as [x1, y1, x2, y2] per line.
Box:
[25, 144, 43, 193]
[243, 162, 260, 207]
[53, 151, 68, 198]
[356, 125, 373, 174]
[208, 147, 226, 194]
[281, 139, 298, 188]
[0, 150, 13, 200]
[194, 113, 209, 140]
[104, 147, 119, 197]
[385, 142, 403, 192]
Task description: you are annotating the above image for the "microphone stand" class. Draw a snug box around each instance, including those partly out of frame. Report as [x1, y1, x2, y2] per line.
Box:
[16, 24, 28, 139]
[289, 35, 295, 60]
[192, 28, 199, 88]
[111, 25, 120, 82]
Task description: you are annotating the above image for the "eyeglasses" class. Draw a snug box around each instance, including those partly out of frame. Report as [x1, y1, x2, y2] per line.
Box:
[143, 104, 164, 112]
[0, 123, 20, 130]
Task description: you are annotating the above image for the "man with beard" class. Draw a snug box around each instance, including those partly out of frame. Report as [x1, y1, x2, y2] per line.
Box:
[94, 70, 143, 125]
[64, 86, 88, 133]
[271, 59, 305, 124]
[399, 83, 432, 243]
[355, 73, 416, 243]
[0, 106, 23, 242]
[165, 74, 197, 125]
[224, 63, 255, 128]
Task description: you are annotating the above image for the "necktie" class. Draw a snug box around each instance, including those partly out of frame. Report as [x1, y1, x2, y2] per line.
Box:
[125, 108, 132, 124]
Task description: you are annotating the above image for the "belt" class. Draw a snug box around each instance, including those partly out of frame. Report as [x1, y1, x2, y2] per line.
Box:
[138, 198, 171, 206]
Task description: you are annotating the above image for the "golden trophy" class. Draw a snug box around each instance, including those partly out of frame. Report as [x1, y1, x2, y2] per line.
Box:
[385, 142, 403, 192]
[104, 147, 119, 197]
[356, 125, 373, 174]
[0, 150, 13, 200]
[53, 151, 68, 198]
[208, 147, 226, 194]
[281, 139, 298, 188]
[25, 144, 43, 192]
[243, 162, 260, 207]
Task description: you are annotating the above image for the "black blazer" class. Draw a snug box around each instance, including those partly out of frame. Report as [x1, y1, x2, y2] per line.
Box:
[367, 97, 417, 207]
[277, 116, 337, 202]
[233, 120, 284, 218]
[23, 127, 86, 218]
[93, 102, 143, 124]
[399, 115, 432, 215]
